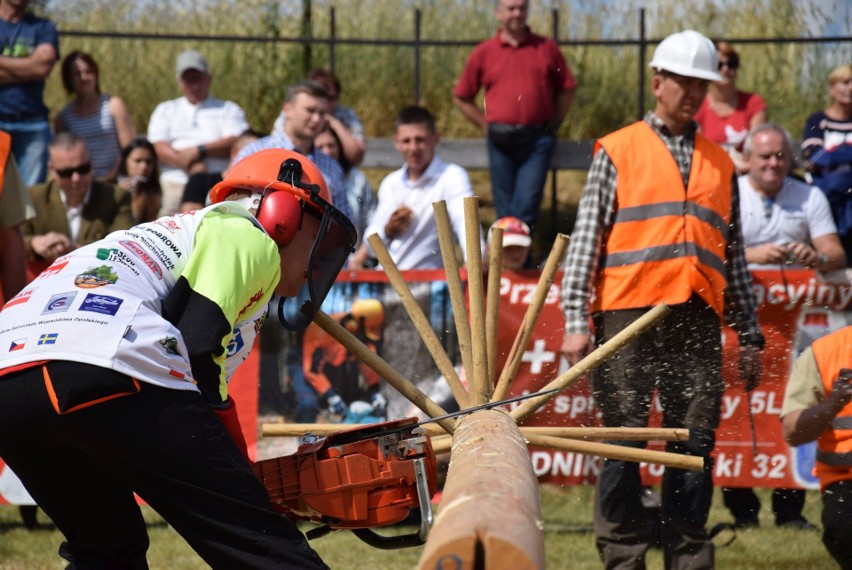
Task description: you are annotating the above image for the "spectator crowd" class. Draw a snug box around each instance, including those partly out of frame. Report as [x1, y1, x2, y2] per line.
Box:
[1, 0, 851, 568]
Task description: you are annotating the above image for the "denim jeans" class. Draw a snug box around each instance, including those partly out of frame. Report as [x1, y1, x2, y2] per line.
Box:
[0, 118, 51, 186]
[286, 344, 320, 423]
[486, 129, 555, 228]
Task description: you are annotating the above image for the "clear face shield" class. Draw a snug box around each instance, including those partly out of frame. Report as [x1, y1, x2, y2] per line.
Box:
[273, 159, 357, 331]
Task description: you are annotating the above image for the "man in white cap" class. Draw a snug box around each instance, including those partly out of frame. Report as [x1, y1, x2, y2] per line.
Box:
[559, 30, 763, 568]
[147, 49, 248, 217]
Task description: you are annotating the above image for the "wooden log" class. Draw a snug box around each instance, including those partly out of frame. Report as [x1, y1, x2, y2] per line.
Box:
[261, 423, 689, 442]
[313, 311, 456, 434]
[509, 303, 671, 424]
[434, 200, 473, 395]
[366, 233, 469, 409]
[486, 227, 503, 386]
[463, 197, 489, 405]
[491, 235, 569, 402]
[417, 409, 544, 570]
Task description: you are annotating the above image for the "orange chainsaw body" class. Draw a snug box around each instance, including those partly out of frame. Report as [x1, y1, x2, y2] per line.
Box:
[253, 418, 437, 529]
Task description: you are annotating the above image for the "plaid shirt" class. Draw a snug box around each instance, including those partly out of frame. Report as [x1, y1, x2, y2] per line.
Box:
[560, 112, 764, 347]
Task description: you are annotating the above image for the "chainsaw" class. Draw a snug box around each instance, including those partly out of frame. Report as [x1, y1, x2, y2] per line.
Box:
[252, 388, 559, 549]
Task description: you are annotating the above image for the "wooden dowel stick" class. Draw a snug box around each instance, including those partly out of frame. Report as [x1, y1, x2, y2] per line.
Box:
[509, 304, 671, 424]
[429, 431, 702, 471]
[314, 311, 456, 434]
[261, 423, 689, 442]
[491, 234, 570, 402]
[433, 200, 473, 393]
[486, 228, 503, 386]
[463, 197, 489, 405]
[524, 433, 703, 471]
[366, 233, 469, 409]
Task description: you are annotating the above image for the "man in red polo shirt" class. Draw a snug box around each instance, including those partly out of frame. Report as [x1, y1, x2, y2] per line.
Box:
[453, 0, 577, 234]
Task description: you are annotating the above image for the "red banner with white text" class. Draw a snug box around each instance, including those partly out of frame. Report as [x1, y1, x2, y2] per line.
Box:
[1, 269, 849, 503]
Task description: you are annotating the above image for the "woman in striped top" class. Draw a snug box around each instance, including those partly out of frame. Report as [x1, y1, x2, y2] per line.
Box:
[53, 51, 135, 181]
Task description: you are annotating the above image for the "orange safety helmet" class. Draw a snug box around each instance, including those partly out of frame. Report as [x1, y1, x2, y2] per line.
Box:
[209, 148, 332, 246]
[214, 149, 357, 331]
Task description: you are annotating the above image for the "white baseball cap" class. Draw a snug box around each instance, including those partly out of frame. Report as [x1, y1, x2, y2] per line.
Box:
[176, 50, 209, 77]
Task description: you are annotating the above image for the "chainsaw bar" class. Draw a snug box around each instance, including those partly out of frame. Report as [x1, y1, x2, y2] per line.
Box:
[414, 387, 562, 428]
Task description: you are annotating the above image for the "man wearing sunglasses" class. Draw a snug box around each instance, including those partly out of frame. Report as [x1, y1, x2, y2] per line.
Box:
[22, 132, 133, 277]
[0, 149, 355, 568]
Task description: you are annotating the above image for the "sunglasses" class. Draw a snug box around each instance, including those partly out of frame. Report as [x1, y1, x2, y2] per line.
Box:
[53, 162, 92, 178]
[718, 59, 739, 71]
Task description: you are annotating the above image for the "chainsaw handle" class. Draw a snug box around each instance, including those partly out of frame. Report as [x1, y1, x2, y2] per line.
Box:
[351, 528, 426, 550]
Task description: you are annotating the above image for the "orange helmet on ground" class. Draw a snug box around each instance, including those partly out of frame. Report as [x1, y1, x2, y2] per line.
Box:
[350, 299, 384, 340]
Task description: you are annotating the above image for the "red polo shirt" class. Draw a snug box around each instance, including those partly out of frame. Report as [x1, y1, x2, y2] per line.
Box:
[453, 28, 577, 126]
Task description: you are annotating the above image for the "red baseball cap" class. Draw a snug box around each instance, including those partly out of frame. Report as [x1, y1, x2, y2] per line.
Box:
[488, 216, 531, 248]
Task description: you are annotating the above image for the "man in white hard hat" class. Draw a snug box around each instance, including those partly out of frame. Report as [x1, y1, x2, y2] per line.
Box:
[559, 30, 764, 569]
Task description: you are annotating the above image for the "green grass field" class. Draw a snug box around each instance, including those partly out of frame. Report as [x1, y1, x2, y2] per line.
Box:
[0, 485, 834, 569]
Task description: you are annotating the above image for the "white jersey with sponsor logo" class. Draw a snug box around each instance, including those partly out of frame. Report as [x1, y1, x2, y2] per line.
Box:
[0, 203, 268, 393]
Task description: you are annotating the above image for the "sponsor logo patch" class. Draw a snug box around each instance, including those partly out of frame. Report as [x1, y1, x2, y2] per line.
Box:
[38, 258, 69, 279]
[3, 288, 36, 309]
[119, 240, 164, 280]
[8, 338, 26, 351]
[96, 248, 139, 275]
[42, 292, 77, 314]
[159, 337, 180, 356]
[154, 218, 181, 232]
[74, 265, 118, 288]
[37, 333, 58, 345]
[226, 327, 244, 357]
[79, 293, 124, 316]
[238, 289, 265, 318]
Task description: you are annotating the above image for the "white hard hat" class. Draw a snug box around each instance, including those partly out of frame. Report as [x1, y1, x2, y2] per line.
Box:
[648, 30, 722, 82]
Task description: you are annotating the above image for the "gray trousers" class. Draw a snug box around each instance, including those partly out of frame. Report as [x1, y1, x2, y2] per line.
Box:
[591, 296, 723, 570]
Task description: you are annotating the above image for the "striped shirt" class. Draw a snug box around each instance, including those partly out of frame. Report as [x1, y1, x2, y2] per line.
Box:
[560, 112, 764, 347]
[59, 95, 121, 178]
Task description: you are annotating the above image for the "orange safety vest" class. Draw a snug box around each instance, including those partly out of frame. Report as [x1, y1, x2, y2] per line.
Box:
[591, 121, 734, 317]
[814, 326, 852, 491]
[0, 130, 11, 200]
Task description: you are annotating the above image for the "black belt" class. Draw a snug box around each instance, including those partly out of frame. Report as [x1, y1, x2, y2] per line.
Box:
[0, 112, 46, 122]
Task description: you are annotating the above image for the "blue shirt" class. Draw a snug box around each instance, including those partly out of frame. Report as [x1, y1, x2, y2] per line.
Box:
[0, 13, 59, 116]
[234, 132, 352, 220]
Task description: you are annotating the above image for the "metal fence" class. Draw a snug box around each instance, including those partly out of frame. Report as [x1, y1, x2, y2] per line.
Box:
[58, 7, 851, 121]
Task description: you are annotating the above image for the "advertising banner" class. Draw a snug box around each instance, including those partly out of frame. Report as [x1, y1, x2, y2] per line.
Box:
[1, 269, 849, 503]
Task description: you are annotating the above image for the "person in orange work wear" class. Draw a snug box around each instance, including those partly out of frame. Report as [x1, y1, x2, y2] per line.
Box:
[302, 298, 386, 418]
[781, 325, 852, 569]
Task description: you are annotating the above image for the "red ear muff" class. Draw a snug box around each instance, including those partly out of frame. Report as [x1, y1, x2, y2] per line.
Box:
[255, 190, 303, 246]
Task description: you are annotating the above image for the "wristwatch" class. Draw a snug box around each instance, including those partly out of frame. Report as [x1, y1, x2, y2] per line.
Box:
[197, 144, 207, 160]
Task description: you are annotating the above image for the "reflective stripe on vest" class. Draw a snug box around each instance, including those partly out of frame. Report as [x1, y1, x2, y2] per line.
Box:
[0, 130, 11, 201]
[591, 121, 733, 317]
[814, 326, 852, 490]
